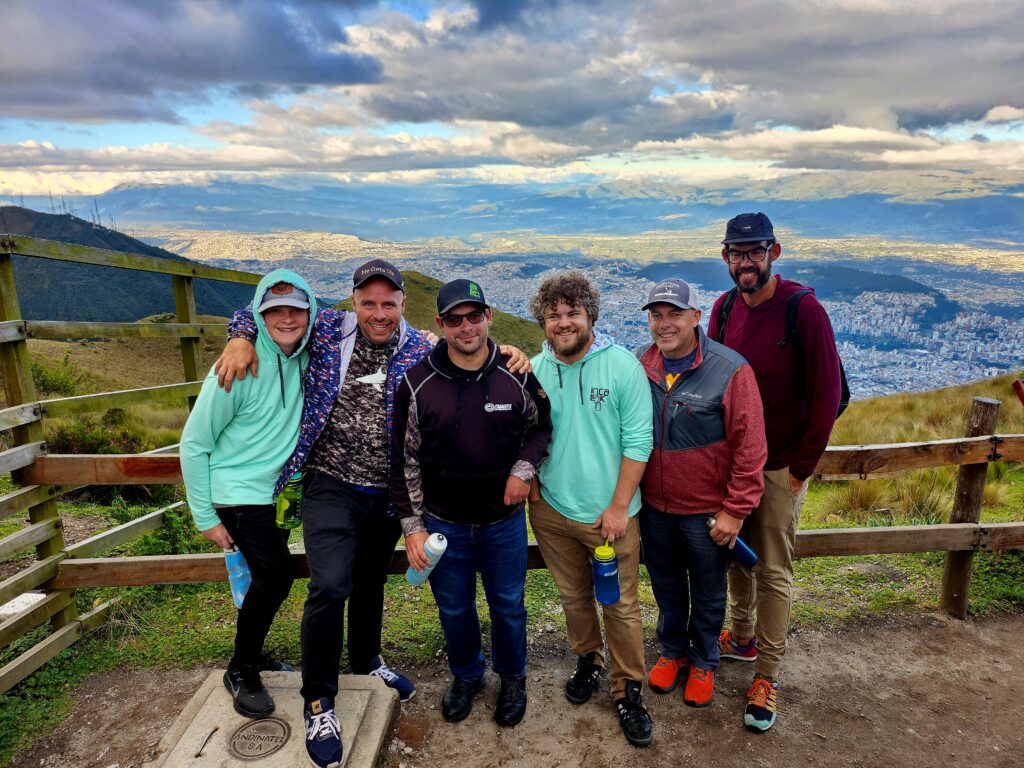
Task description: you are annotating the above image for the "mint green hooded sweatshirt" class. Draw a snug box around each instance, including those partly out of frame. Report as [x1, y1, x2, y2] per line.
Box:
[531, 331, 653, 524]
[179, 269, 316, 531]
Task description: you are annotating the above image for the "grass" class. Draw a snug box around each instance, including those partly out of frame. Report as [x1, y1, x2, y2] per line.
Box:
[0, 317, 1020, 762]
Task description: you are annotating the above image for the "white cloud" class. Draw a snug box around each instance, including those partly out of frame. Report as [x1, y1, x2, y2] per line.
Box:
[983, 106, 1024, 123]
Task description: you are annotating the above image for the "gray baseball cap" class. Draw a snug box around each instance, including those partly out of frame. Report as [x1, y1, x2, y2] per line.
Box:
[258, 282, 310, 313]
[641, 278, 699, 311]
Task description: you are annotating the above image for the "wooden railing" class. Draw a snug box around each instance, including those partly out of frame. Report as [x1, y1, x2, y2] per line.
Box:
[1, 234, 1022, 695]
[0, 233, 259, 693]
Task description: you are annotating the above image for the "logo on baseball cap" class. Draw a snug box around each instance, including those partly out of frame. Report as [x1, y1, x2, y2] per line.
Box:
[437, 279, 490, 315]
[722, 212, 775, 244]
[258, 282, 310, 313]
[641, 278, 699, 312]
[353, 259, 404, 290]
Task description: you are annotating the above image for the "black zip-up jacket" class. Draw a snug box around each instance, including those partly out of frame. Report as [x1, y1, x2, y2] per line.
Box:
[391, 339, 552, 533]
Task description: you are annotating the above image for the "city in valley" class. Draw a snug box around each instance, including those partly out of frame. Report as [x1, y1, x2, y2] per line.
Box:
[145, 227, 1024, 402]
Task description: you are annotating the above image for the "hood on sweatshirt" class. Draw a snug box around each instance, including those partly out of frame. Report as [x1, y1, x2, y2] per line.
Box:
[252, 268, 317, 360]
[252, 268, 317, 407]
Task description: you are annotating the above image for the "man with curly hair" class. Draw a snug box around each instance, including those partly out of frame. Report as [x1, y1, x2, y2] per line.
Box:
[527, 271, 655, 747]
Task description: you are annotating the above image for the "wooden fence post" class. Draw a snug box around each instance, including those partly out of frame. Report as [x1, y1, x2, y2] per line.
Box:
[171, 275, 203, 410]
[939, 396, 1001, 618]
[0, 243, 78, 630]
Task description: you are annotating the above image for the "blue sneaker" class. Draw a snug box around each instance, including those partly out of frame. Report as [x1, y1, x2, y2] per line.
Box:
[368, 656, 416, 702]
[304, 697, 342, 768]
[257, 650, 296, 672]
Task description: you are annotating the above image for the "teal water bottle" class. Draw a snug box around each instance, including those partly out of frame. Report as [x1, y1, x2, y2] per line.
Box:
[592, 541, 620, 605]
[224, 546, 252, 609]
[276, 472, 303, 529]
[406, 533, 447, 586]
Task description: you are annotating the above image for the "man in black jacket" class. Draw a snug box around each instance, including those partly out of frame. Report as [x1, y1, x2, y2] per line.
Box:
[391, 279, 552, 728]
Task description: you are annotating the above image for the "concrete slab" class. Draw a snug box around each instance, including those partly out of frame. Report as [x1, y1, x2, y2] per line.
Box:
[146, 672, 398, 768]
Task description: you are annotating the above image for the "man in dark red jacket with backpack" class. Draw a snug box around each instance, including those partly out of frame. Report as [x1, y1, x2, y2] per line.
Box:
[707, 212, 843, 733]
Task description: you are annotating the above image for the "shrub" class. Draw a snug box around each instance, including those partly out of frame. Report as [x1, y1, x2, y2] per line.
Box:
[892, 469, 953, 525]
[30, 353, 80, 397]
[45, 408, 175, 504]
[983, 481, 1008, 509]
[819, 479, 891, 524]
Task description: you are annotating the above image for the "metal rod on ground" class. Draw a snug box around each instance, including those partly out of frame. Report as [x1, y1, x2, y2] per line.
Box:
[940, 396, 1001, 618]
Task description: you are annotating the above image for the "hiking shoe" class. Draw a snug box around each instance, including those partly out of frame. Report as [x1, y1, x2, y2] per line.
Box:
[744, 675, 779, 733]
[683, 666, 714, 707]
[494, 675, 527, 727]
[257, 650, 296, 672]
[368, 656, 416, 702]
[648, 656, 688, 694]
[304, 697, 342, 768]
[223, 665, 274, 719]
[441, 676, 485, 722]
[565, 651, 602, 704]
[614, 680, 653, 747]
[719, 629, 758, 662]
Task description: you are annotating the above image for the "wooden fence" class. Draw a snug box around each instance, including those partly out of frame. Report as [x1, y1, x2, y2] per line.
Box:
[1, 234, 1023, 695]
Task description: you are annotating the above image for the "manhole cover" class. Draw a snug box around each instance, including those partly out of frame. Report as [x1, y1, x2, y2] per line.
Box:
[227, 717, 291, 761]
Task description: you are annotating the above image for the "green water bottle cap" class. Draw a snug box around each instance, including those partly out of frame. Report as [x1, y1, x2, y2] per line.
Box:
[594, 543, 615, 562]
[290, 472, 303, 481]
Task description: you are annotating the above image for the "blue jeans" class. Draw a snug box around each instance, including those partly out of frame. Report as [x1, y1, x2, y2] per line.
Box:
[639, 504, 732, 671]
[426, 508, 528, 680]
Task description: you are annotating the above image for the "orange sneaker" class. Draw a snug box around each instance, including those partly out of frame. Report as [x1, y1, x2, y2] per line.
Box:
[718, 629, 757, 662]
[647, 656, 688, 694]
[683, 666, 714, 707]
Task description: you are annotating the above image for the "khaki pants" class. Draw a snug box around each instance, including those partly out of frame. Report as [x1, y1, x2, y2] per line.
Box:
[529, 496, 646, 699]
[727, 467, 808, 680]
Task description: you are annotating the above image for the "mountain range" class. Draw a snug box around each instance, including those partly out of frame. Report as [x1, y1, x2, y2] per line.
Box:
[13, 177, 1024, 247]
[0, 206, 255, 322]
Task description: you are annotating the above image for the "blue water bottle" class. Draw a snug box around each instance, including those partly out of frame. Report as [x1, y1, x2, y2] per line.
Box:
[406, 533, 448, 586]
[707, 517, 759, 569]
[592, 541, 620, 605]
[224, 546, 252, 609]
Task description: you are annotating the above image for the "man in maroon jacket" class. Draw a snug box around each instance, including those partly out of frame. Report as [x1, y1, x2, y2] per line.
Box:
[707, 212, 842, 733]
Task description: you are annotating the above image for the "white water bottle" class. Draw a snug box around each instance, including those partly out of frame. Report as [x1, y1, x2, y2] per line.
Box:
[406, 533, 447, 586]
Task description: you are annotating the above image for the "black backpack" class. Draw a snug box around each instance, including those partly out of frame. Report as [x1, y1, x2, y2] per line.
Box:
[715, 287, 850, 419]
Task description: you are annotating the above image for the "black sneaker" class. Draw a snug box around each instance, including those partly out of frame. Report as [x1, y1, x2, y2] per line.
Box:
[441, 676, 485, 722]
[494, 675, 527, 727]
[615, 680, 653, 747]
[223, 665, 275, 719]
[256, 650, 296, 672]
[565, 651, 602, 705]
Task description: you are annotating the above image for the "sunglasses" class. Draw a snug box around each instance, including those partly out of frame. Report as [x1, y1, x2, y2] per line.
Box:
[440, 310, 486, 328]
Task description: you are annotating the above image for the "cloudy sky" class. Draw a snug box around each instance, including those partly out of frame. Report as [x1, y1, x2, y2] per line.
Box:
[1, 0, 1023, 196]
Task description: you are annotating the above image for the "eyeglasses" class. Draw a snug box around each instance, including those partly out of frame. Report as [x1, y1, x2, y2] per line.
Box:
[725, 243, 774, 264]
[441, 310, 486, 328]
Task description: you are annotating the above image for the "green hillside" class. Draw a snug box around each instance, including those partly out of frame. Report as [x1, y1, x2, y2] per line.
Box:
[337, 270, 545, 356]
[0, 205, 254, 322]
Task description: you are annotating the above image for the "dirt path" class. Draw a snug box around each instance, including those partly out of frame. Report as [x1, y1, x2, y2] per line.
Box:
[7, 613, 1023, 768]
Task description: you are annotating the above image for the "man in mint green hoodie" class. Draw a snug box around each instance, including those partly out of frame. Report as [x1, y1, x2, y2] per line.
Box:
[526, 271, 655, 747]
[180, 268, 316, 720]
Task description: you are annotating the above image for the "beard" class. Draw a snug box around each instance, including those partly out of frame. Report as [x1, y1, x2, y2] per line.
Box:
[548, 328, 592, 359]
[731, 260, 772, 294]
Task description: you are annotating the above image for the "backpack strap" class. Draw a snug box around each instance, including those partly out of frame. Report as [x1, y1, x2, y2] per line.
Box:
[715, 288, 739, 343]
[779, 289, 812, 348]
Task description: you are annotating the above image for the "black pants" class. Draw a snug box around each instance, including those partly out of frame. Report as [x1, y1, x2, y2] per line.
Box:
[300, 471, 402, 704]
[218, 504, 295, 668]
